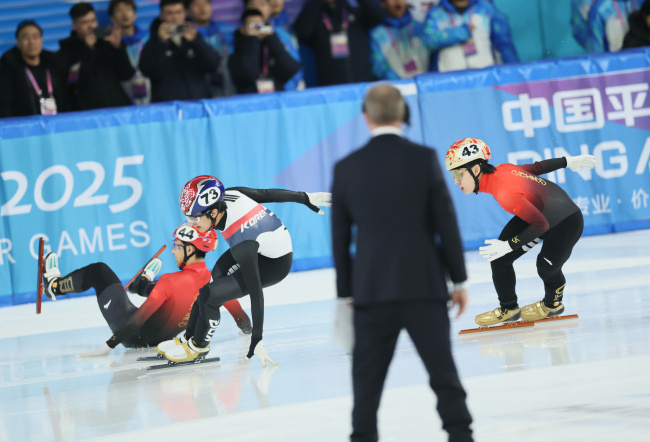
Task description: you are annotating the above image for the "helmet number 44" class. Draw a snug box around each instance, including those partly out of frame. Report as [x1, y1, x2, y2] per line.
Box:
[177, 226, 196, 241]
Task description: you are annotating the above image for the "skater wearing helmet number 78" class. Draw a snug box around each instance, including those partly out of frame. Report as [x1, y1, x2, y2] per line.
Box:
[157, 175, 331, 367]
[445, 138, 597, 326]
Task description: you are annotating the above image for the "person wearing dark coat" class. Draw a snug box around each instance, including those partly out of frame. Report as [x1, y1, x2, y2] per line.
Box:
[228, 9, 301, 95]
[57, 3, 135, 111]
[331, 84, 473, 442]
[623, 0, 650, 49]
[294, 0, 385, 86]
[138, 0, 221, 103]
[0, 21, 69, 118]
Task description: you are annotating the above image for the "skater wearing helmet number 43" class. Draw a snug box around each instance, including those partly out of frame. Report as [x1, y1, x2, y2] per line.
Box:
[41, 223, 242, 357]
[445, 138, 597, 326]
[157, 175, 331, 367]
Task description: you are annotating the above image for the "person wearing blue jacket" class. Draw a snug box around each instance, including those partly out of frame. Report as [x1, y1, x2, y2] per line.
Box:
[422, 0, 518, 73]
[109, 0, 151, 105]
[186, 0, 237, 97]
[269, 0, 305, 90]
[369, 0, 430, 80]
[586, 0, 640, 52]
[571, 0, 595, 48]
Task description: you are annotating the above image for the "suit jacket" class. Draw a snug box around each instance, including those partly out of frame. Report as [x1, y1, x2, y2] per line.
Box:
[331, 133, 467, 306]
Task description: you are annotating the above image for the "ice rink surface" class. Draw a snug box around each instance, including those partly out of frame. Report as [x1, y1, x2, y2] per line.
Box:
[1, 229, 649, 442]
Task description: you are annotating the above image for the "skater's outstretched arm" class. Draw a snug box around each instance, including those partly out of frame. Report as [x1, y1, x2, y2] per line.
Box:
[518, 155, 595, 176]
[228, 187, 331, 214]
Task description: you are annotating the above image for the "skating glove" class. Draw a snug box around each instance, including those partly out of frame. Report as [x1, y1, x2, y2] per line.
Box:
[245, 338, 278, 368]
[565, 155, 596, 172]
[479, 239, 512, 262]
[76, 342, 111, 358]
[306, 192, 332, 215]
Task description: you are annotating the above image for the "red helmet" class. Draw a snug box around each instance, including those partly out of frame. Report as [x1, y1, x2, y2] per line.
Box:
[173, 222, 218, 252]
[445, 138, 491, 171]
[180, 175, 225, 216]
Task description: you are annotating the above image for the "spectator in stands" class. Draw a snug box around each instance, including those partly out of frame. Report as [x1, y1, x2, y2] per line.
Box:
[57, 2, 135, 110]
[295, 0, 385, 86]
[139, 0, 221, 102]
[571, 0, 596, 48]
[228, 9, 301, 94]
[0, 20, 69, 118]
[623, 0, 650, 48]
[369, 0, 431, 79]
[264, 0, 305, 90]
[185, 0, 237, 97]
[422, 0, 518, 73]
[109, 0, 151, 105]
[586, 0, 640, 52]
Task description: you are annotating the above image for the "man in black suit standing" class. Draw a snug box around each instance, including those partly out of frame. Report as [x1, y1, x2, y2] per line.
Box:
[331, 83, 473, 442]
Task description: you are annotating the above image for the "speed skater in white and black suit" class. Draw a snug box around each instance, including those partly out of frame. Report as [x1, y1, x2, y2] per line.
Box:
[158, 175, 331, 366]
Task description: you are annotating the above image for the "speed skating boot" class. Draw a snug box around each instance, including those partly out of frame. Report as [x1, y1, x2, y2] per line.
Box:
[164, 339, 209, 363]
[475, 306, 521, 326]
[157, 334, 187, 356]
[521, 301, 565, 322]
[43, 252, 61, 300]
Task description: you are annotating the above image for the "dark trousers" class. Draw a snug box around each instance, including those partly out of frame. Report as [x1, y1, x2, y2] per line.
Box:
[58, 262, 143, 347]
[351, 300, 473, 442]
[492, 211, 584, 308]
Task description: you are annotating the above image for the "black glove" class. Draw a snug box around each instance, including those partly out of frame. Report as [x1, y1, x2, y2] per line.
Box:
[128, 275, 149, 296]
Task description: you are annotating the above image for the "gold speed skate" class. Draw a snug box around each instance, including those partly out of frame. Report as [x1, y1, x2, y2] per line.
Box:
[475, 307, 521, 326]
[156, 335, 187, 356]
[164, 339, 209, 363]
[521, 301, 565, 322]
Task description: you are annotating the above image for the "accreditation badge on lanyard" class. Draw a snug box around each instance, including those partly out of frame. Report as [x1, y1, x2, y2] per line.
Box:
[387, 26, 421, 76]
[131, 72, 148, 99]
[256, 46, 275, 94]
[25, 67, 57, 116]
[323, 10, 350, 58]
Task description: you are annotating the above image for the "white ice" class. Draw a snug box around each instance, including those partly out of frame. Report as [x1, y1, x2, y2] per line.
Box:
[1, 230, 649, 442]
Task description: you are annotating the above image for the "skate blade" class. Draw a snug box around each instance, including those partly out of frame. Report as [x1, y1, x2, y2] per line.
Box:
[146, 356, 221, 371]
[137, 355, 166, 362]
[459, 314, 579, 335]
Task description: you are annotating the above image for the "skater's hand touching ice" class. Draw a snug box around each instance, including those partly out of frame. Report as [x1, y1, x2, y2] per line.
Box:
[565, 155, 596, 172]
[306, 192, 332, 214]
[245, 338, 278, 368]
[76, 342, 111, 358]
[479, 239, 512, 262]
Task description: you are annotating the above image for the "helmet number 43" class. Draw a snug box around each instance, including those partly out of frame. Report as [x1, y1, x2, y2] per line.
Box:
[462, 144, 479, 157]
[199, 188, 220, 206]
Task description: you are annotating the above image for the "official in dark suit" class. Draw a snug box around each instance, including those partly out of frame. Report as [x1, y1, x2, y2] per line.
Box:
[331, 84, 473, 442]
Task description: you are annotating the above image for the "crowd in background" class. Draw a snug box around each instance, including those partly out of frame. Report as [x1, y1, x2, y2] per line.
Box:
[0, 0, 649, 118]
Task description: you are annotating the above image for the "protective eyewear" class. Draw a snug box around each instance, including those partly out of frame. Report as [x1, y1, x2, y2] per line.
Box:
[450, 168, 467, 180]
[185, 210, 208, 224]
[172, 241, 185, 251]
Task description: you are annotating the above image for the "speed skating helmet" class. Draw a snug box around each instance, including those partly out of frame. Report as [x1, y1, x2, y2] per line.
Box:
[180, 175, 225, 216]
[445, 138, 491, 171]
[173, 222, 218, 252]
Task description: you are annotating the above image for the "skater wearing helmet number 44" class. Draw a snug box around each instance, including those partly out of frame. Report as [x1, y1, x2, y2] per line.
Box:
[41, 223, 243, 357]
[445, 138, 597, 327]
[157, 175, 331, 367]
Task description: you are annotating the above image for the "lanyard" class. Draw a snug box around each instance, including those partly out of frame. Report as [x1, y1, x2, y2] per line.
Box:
[262, 46, 269, 76]
[322, 8, 348, 33]
[24, 67, 53, 97]
[386, 24, 414, 58]
[448, 7, 473, 27]
[613, 0, 637, 27]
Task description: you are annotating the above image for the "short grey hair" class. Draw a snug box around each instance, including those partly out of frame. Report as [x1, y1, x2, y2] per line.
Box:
[362, 83, 406, 125]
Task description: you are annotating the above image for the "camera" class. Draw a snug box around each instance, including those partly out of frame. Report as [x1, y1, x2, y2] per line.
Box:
[169, 23, 188, 36]
[248, 22, 272, 34]
[93, 26, 113, 39]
